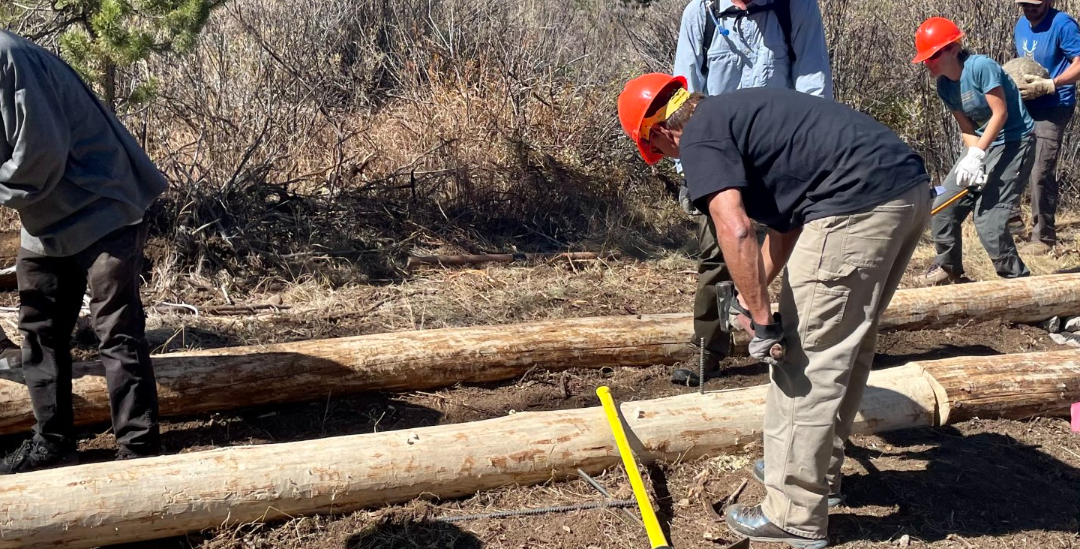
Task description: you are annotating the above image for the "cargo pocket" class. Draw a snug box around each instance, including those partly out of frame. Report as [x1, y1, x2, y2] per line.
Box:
[801, 274, 852, 351]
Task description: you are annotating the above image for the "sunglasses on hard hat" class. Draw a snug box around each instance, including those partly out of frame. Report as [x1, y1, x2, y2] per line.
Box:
[638, 87, 692, 142]
[639, 109, 668, 142]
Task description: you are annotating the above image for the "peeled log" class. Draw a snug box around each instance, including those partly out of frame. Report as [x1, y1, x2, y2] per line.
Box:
[0, 314, 691, 434]
[0, 274, 1078, 435]
[4, 350, 1080, 548]
[875, 272, 1080, 330]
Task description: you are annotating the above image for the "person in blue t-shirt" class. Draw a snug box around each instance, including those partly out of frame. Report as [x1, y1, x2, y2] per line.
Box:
[912, 17, 1035, 286]
[1013, 0, 1080, 253]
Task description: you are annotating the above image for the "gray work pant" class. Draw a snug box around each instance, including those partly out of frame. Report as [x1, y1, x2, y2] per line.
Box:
[930, 136, 1034, 278]
[1027, 105, 1075, 245]
[17, 222, 160, 454]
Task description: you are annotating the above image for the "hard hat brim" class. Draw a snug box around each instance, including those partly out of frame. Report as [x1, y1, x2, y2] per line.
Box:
[912, 44, 946, 64]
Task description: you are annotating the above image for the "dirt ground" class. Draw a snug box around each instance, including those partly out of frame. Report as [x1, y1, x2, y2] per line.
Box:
[2, 218, 1080, 549]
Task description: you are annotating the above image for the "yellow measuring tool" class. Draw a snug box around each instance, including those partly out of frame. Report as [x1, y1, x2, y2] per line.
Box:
[597, 386, 671, 549]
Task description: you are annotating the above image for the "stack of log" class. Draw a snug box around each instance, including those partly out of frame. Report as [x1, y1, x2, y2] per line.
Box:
[1, 274, 1080, 548]
[2, 349, 1078, 548]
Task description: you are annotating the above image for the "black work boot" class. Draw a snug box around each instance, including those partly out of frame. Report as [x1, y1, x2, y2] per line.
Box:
[116, 440, 162, 461]
[726, 504, 829, 548]
[670, 345, 722, 387]
[751, 459, 845, 508]
[0, 438, 77, 474]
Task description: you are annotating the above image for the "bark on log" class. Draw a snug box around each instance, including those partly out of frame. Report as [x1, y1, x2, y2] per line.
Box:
[1, 274, 1079, 435]
[3, 350, 1080, 549]
[406, 251, 619, 269]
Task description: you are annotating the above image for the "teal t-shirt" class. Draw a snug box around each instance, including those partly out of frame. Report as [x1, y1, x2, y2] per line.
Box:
[936, 54, 1033, 145]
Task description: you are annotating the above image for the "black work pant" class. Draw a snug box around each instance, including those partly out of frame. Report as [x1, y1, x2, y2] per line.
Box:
[18, 223, 159, 454]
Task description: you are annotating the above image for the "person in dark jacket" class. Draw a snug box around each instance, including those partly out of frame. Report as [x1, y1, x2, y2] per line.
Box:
[0, 30, 167, 473]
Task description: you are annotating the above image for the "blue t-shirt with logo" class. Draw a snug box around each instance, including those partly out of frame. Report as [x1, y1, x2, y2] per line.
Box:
[936, 54, 1033, 145]
[1015, 9, 1080, 109]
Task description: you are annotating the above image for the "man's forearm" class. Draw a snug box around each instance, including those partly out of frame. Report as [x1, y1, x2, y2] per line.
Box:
[961, 131, 980, 149]
[761, 228, 801, 285]
[1054, 57, 1080, 87]
[713, 218, 771, 324]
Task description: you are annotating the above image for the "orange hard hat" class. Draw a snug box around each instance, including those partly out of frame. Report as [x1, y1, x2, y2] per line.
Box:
[912, 17, 964, 64]
[618, 73, 688, 165]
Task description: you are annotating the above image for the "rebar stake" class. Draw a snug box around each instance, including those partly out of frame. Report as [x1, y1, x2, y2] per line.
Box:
[699, 336, 706, 394]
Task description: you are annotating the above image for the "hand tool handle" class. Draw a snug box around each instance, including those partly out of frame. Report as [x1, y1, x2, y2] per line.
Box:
[596, 386, 671, 549]
[931, 187, 969, 216]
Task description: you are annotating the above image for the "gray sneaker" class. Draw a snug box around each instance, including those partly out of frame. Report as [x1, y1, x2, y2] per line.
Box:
[752, 459, 845, 508]
[914, 265, 972, 287]
[0, 340, 22, 370]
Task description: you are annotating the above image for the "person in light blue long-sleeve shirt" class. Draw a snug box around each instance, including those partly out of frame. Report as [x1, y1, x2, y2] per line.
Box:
[668, 0, 834, 388]
[673, 0, 833, 98]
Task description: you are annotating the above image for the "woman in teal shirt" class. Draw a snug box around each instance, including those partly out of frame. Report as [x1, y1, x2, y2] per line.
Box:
[912, 17, 1035, 285]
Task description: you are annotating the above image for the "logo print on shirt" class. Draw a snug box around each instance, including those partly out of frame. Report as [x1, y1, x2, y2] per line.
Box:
[1023, 40, 1038, 58]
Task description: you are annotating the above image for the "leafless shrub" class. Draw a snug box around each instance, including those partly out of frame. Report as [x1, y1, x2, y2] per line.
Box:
[87, 0, 1080, 289]
[133, 0, 689, 291]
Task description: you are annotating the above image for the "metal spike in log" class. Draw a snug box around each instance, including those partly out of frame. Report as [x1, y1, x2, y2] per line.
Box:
[1, 274, 1079, 435]
[2, 350, 1079, 548]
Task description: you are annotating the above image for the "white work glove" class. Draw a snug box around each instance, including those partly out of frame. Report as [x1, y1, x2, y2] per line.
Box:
[955, 147, 987, 189]
[1020, 74, 1056, 101]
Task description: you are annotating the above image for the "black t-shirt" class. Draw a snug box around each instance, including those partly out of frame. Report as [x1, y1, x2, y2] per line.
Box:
[680, 89, 930, 232]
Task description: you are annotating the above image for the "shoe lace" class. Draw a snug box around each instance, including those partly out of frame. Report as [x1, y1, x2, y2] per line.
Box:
[4, 439, 34, 469]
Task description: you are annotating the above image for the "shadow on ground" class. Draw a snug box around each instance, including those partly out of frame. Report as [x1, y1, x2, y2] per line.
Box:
[347, 518, 482, 549]
[835, 426, 1080, 544]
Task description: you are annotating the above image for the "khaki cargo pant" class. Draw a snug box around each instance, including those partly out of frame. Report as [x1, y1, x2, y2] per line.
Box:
[761, 184, 931, 539]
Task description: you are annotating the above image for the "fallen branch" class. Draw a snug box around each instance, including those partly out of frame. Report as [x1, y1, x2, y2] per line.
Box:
[151, 302, 292, 316]
[406, 251, 620, 270]
[203, 304, 291, 315]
